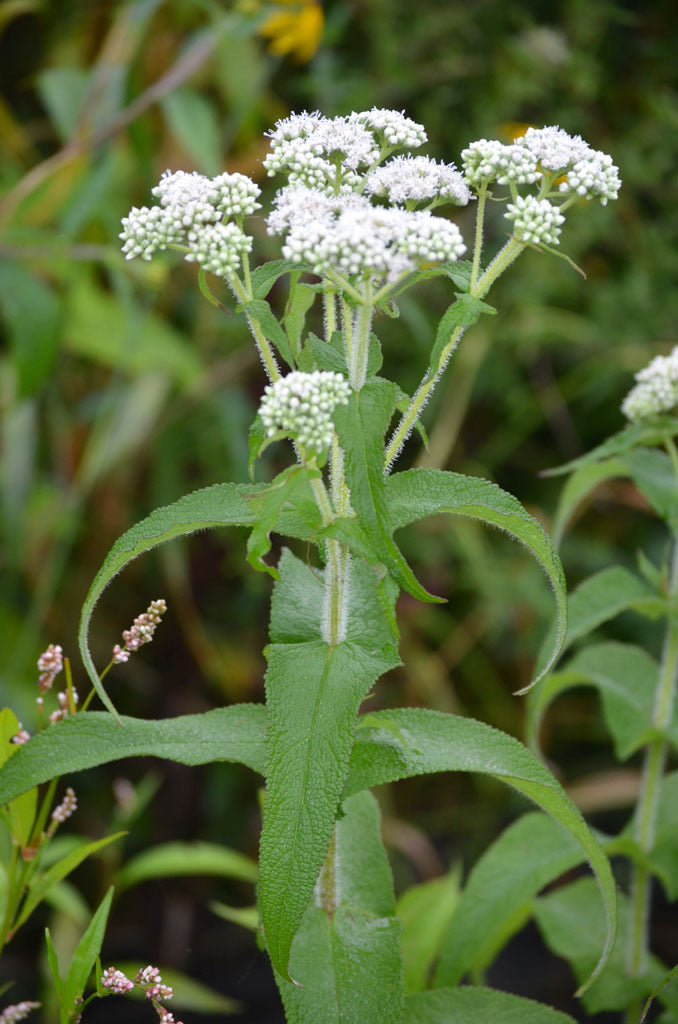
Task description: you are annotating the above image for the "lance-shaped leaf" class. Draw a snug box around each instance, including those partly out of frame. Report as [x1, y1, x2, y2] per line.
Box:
[344, 707, 617, 995]
[426, 293, 496, 380]
[0, 705, 268, 806]
[241, 297, 296, 368]
[259, 550, 400, 980]
[551, 457, 627, 545]
[623, 447, 678, 527]
[543, 417, 678, 477]
[404, 987, 577, 1024]
[114, 841, 257, 890]
[334, 379, 443, 604]
[526, 642, 672, 759]
[435, 812, 586, 988]
[61, 887, 114, 1022]
[396, 866, 460, 992]
[275, 790, 404, 1024]
[78, 482, 267, 716]
[249, 259, 309, 301]
[385, 468, 567, 690]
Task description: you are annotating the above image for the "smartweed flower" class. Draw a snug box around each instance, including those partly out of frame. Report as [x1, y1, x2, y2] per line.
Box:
[0, 1003, 40, 1023]
[113, 599, 167, 664]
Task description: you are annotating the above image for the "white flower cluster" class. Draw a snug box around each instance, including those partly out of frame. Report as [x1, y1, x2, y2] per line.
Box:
[259, 371, 351, 452]
[120, 169, 260, 277]
[505, 195, 565, 246]
[274, 189, 466, 281]
[51, 787, 77, 824]
[461, 139, 540, 186]
[113, 598, 167, 664]
[622, 347, 678, 422]
[264, 109, 427, 194]
[461, 125, 620, 206]
[365, 155, 471, 206]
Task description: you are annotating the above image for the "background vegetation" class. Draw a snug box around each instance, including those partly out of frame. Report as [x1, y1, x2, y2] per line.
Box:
[1, 0, 677, 1020]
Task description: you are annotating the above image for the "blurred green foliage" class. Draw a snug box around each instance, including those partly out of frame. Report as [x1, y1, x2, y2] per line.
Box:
[1, 0, 677, 1018]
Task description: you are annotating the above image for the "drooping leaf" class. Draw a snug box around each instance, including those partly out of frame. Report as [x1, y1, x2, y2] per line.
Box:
[259, 551, 400, 980]
[435, 812, 586, 987]
[61, 888, 114, 1021]
[534, 877, 667, 1014]
[114, 841, 257, 890]
[386, 468, 567, 690]
[77, 482, 266, 715]
[334, 379, 442, 603]
[527, 642, 670, 760]
[396, 866, 460, 992]
[275, 791, 404, 1024]
[0, 705, 268, 806]
[404, 987, 577, 1024]
[343, 708, 617, 994]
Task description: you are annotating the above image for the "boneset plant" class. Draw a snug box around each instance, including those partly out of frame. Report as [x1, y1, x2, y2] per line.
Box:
[1, 111, 625, 1022]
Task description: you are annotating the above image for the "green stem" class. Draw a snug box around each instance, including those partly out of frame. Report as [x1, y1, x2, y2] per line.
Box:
[384, 237, 525, 470]
[469, 184, 488, 292]
[348, 283, 374, 391]
[626, 536, 678, 981]
[227, 272, 280, 383]
[323, 283, 337, 340]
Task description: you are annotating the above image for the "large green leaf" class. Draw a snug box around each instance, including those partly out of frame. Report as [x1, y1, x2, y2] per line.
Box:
[114, 841, 257, 890]
[77, 482, 265, 715]
[435, 812, 586, 987]
[334, 379, 442, 603]
[404, 987, 576, 1024]
[343, 708, 617, 994]
[385, 468, 567, 690]
[0, 705, 268, 806]
[275, 790, 404, 1024]
[526, 642, 672, 760]
[259, 550, 400, 979]
[534, 877, 667, 1014]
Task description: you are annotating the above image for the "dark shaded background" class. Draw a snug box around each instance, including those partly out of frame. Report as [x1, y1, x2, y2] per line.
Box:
[1, 0, 677, 1019]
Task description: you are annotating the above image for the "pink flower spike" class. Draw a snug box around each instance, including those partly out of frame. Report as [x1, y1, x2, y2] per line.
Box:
[101, 967, 134, 994]
[0, 1001, 41, 1023]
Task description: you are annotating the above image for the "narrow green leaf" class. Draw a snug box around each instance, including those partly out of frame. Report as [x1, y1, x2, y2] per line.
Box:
[404, 987, 577, 1024]
[243, 298, 296, 368]
[527, 642, 669, 760]
[45, 927, 65, 1001]
[535, 877, 666, 1014]
[275, 791, 404, 1024]
[427, 293, 496, 377]
[335, 380, 442, 603]
[8, 786, 37, 849]
[640, 963, 678, 1023]
[0, 705, 268, 806]
[250, 260, 306, 301]
[544, 417, 678, 476]
[210, 902, 258, 931]
[624, 447, 678, 527]
[396, 866, 460, 992]
[259, 552, 400, 979]
[551, 457, 627, 545]
[62, 887, 114, 1016]
[16, 835, 124, 931]
[386, 468, 567, 690]
[115, 841, 257, 889]
[344, 708, 617, 995]
[284, 279, 316, 360]
[77, 482, 265, 716]
[435, 812, 584, 987]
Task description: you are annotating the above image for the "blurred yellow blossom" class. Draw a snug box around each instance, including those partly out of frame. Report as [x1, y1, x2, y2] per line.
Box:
[258, 0, 324, 63]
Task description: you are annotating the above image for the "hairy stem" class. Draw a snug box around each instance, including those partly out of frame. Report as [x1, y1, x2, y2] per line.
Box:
[349, 283, 374, 391]
[227, 272, 280, 383]
[626, 536, 678, 984]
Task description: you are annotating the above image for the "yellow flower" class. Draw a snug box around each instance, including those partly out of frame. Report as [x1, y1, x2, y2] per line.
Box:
[258, 0, 324, 63]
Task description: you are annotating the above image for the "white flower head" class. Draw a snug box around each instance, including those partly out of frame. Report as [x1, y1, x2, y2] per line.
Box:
[282, 197, 465, 282]
[505, 195, 565, 246]
[516, 125, 592, 172]
[352, 108, 427, 150]
[119, 205, 184, 261]
[184, 222, 252, 278]
[622, 347, 678, 422]
[264, 112, 378, 190]
[266, 186, 371, 236]
[515, 125, 621, 203]
[366, 155, 472, 206]
[461, 139, 540, 186]
[559, 150, 621, 205]
[259, 371, 351, 452]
